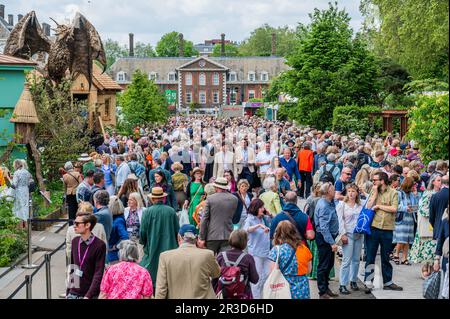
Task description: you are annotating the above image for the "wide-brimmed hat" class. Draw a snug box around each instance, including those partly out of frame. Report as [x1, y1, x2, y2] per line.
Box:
[148, 187, 168, 199]
[191, 167, 204, 176]
[213, 177, 229, 190]
[78, 153, 92, 162]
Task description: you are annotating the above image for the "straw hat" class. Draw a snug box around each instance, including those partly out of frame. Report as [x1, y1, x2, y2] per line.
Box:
[148, 187, 168, 199]
[213, 177, 229, 190]
[191, 167, 204, 176]
[78, 153, 92, 162]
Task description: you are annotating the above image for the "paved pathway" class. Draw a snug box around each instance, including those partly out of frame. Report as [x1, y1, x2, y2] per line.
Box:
[0, 200, 425, 299]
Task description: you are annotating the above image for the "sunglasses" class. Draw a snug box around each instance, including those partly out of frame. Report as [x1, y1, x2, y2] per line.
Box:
[74, 221, 87, 227]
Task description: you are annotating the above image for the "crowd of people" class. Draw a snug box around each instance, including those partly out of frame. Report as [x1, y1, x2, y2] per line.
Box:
[0, 115, 448, 300]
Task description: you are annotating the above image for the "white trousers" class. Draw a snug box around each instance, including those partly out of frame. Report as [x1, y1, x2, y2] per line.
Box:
[251, 255, 271, 299]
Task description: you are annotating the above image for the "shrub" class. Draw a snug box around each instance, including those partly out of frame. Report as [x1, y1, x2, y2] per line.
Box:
[0, 197, 26, 267]
[407, 93, 449, 163]
[332, 105, 382, 136]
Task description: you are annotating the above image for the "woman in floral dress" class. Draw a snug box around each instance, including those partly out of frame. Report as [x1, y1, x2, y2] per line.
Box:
[409, 174, 442, 277]
[269, 221, 312, 299]
[12, 159, 32, 228]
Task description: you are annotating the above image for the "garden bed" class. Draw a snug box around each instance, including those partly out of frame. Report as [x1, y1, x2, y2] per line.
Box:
[31, 190, 65, 231]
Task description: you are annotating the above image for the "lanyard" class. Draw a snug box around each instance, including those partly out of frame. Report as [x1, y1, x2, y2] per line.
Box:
[78, 236, 95, 270]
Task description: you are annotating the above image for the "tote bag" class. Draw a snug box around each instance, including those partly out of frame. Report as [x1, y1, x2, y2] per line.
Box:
[423, 270, 443, 299]
[354, 203, 375, 235]
[262, 246, 292, 299]
[178, 208, 190, 226]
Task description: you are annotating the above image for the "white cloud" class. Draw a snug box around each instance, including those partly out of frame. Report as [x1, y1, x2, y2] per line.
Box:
[3, 0, 364, 46]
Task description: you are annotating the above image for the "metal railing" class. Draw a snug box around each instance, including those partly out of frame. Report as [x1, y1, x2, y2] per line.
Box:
[7, 240, 66, 299]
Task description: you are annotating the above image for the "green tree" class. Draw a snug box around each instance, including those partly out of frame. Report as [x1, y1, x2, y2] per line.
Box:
[156, 32, 199, 57]
[407, 93, 449, 163]
[360, 0, 449, 81]
[239, 24, 298, 57]
[104, 39, 128, 70]
[375, 57, 412, 107]
[211, 43, 239, 57]
[118, 70, 168, 130]
[281, 2, 379, 130]
[134, 42, 156, 58]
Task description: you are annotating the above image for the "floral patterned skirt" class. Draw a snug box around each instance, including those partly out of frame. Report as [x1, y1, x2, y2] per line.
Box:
[286, 275, 310, 299]
[408, 232, 436, 264]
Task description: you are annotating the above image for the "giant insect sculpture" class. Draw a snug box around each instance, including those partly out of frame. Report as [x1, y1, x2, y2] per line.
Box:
[4, 11, 106, 88]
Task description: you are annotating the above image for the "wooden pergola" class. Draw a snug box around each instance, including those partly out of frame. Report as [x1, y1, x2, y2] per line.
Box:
[368, 109, 409, 138]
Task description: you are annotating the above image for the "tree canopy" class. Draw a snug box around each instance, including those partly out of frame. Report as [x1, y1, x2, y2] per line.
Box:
[360, 0, 449, 81]
[155, 32, 199, 57]
[104, 39, 128, 70]
[278, 2, 379, 130]
[118, 70, 168, 130]
[134, 42, 156, 58]
[238, 24, 298, 57]
[211, 43, 239, 57]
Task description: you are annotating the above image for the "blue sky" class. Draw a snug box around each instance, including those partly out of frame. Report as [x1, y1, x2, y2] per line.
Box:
[3, 0, 364, 46]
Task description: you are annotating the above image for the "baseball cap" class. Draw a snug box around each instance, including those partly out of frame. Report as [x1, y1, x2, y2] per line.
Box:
[179, 224, 198, 237]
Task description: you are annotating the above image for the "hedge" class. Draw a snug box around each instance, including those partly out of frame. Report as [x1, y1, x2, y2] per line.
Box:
[332, 105, 383, 137]
[407, 93, 449, 163]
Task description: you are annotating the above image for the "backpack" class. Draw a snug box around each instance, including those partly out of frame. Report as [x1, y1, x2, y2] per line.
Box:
[216, 252, 248, 299]
[319, 164, 336, 184]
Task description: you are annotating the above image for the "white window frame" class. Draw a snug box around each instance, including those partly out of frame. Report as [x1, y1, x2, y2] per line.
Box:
[149, 72, 158, 81]
[229, 72, 237, 82]
[248, 71, 256, 82]
[199, 91, 206, 104]
[260, 71, 269, 82]
[186, 92, 192, 104]
[185, 72, 192, 85]
[168, 72, 176, 82]
[199, 73, 206, 86]
[117, 71, 126, 82]
[248, 90, 256, 99]
[213, 72, 219, 85]
[213, 91, 219, 104]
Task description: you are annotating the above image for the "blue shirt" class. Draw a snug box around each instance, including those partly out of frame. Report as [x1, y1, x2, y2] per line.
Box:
[314, 198, 339, 245]
[243, 215, 271, 258]
[279, 156, 301, 182]
[95, 206, 113, 242]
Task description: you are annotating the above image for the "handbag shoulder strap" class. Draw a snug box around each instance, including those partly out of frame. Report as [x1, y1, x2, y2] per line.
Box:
[188, 184, 203, 210]
[238, 193, 249, 211]
[280, 246, 296, 273]
[282, 211, 300, 234]
[66, 172, 81, 186]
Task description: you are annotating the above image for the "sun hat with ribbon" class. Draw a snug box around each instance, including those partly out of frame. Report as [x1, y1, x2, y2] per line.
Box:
[148, 187, 168, 199]
[212, 177, 229, 190]
[78, 153, 92, 162]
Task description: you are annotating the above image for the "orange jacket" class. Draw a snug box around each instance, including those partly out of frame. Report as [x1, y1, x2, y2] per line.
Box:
[297, 149, 314, 172]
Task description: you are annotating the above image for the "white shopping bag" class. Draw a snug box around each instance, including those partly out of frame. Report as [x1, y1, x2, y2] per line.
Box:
[262, 245, 292, 299]
[178, 208, 190, 226]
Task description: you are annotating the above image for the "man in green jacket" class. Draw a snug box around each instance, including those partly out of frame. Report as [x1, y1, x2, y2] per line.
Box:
[140, 187, 179, 286]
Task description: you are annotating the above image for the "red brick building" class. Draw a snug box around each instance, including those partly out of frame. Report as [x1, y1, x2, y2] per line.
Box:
[109, 55, 290, 116]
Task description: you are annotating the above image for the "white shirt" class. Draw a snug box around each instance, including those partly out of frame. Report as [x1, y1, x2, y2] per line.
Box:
[256, 151, 277, 174]
[336, 201, 362, 235]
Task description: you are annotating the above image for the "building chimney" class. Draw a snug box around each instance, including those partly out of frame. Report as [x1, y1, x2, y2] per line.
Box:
[42, 23, 51, 36]
[178, 33, 184, 57]
[129, 33, 134, 57]
[271, 32, 276, 56]
[221, 33, 225, 56]
[0, 5, 5, 20]
[8, 14, 13, 26]
[18, 14, 23, 22]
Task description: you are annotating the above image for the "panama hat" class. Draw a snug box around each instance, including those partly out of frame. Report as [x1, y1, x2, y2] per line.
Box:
[148, 187, 168, 199]
[191, 167, 204, 176]
[213, 177, 229, 190]
[78, 153, 92, 162]
[127, 173, 139, 181]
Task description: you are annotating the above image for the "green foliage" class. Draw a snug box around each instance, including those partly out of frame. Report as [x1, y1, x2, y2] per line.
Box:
[282, 2, 379, 130]
[118, 70, 168, 128]
[360, 0, 449, 81]
[29, 77, 91, 183]
[211, 43, 239, 57]
[104, 39, 128, 70]
[239, 24, 298, 57]
[375, 58, 413, 107]
[156, 32, 199, 57]
[276, 103, 297, 121]
[404, 79, 449, 94]
[332, 105, 382, 136]
[407, 93, 449, 163]
[0, 197, 26, 267]
[248, 98, 263, 102]
[134, 42, 156, 58]
[32, 190, 64, 217]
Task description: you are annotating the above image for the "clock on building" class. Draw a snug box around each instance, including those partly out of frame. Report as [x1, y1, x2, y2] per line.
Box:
[199, 60, 206, 68]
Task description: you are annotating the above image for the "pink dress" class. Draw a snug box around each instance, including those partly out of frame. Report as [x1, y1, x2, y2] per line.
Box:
[100, 261, 153, 299]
